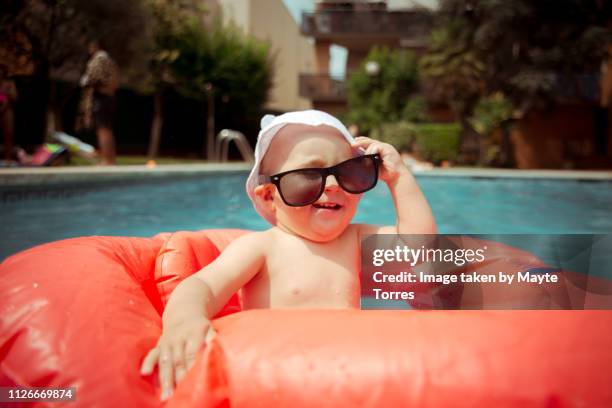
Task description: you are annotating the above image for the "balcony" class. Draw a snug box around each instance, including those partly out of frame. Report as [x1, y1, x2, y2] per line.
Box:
[299, 74, 347, 101]
[301, 10, 433, 43]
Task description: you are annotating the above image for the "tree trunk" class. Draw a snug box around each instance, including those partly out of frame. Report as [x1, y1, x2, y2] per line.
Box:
[37, 62, 53, 143]
[45, 0, 58, 138]
[147, 93, 163, 160]
[458, 116, 480, 165]
[46, 80, 62, 137]
[205, 87, 215, 160]
[499, 121, 515, 167]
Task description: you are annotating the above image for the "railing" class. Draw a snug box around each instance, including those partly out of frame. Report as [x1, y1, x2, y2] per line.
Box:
[215, 130, 254, 162]
[301, 10, 433, 38]
[299, 74, 347, 101]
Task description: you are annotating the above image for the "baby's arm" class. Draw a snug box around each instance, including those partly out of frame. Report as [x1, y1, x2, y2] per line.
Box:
[352, 136, 437, 235]
[140, 232, 266, 400]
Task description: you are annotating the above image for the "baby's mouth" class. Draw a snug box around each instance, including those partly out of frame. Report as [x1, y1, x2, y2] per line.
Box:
[312, 201, 343, 210]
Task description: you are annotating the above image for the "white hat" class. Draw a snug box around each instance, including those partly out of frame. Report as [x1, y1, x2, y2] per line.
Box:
[246, 110, 355, 225]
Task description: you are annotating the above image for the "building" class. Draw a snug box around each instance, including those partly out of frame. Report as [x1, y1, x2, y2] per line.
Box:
[299, 0, 434, 114]
[298, 0, 612, 169]
[218, 0, 315, 112]
[510, 69, 612, 169]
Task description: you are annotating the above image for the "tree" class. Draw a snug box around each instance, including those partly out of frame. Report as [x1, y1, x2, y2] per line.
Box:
[420, 18, 484, 122]
[468, 92, 514, 165]
[0, 0, 152, 137]
[141, 0, 202, 160]
[165, 19, 272, 160]
[420, 17, 486, 162]
[347, 47, 421, 134]
[421, 0, 610, 163]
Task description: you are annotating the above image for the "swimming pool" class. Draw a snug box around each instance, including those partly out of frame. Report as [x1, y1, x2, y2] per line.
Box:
[1, 172, 611, 260]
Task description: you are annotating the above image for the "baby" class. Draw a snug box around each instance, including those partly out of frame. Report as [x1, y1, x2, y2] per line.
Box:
[140, 110, 436, 399]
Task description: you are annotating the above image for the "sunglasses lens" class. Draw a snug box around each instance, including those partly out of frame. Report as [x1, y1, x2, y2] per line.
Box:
[336, 156, 378, 193]
[279, 170, 323, 206]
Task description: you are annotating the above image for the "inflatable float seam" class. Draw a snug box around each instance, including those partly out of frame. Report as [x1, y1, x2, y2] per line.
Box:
[205, 336, 231, 408]
[155, 232, 180, 307]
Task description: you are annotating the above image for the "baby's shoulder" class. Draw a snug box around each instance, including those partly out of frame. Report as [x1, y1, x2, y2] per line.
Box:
[232, 229, 274, 248]
[349, 223, 396, 236]
[211, 230, 272, 268]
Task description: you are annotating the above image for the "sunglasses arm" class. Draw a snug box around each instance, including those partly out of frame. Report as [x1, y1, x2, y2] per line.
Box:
[257, 175, 273, 185]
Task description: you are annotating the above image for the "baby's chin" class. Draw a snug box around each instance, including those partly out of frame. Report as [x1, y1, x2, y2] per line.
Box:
[276, 217, 350, 243]
[298, 225, 349, 243]
[302, 216, 353, 242]
[307, 223, 349, 242]
[274, 200, 357, 242]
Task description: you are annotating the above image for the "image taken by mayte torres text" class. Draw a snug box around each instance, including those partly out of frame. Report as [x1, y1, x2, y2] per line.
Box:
[360, 234, 612, 310]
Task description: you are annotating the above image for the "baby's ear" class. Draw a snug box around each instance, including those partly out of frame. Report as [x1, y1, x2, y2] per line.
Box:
[253, 184, 276, 218]
[254, 184, 274, 202]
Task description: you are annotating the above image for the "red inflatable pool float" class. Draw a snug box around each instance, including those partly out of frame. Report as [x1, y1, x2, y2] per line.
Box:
[1, 230, 611, 407]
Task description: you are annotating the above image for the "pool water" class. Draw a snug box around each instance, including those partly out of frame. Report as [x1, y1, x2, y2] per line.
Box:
[1, 173, 611, 260]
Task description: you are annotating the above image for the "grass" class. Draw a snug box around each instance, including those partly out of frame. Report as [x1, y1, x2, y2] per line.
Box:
[69, 156, 207, 166]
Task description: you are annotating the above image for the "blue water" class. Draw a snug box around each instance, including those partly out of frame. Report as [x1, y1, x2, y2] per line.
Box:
[1, 173, 611, 260]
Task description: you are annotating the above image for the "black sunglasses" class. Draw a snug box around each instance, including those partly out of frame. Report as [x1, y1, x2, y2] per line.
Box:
[258, 154, 382, 207]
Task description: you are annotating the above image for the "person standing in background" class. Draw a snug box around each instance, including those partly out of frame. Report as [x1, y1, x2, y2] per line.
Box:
[79, 40, 119, 165]
[0, 66, 18, 163]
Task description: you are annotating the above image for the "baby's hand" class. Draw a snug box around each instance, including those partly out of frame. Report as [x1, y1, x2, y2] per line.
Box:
[352, 136, 408, 183]
[140, 316, 216, 401]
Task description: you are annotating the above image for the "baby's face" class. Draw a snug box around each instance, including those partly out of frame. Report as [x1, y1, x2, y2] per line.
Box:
[258, 125, 362, 242]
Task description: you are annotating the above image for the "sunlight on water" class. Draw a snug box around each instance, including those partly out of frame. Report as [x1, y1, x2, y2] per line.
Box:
[1, 173, 611, 259]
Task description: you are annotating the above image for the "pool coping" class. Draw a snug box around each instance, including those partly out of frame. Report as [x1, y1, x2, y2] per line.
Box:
[1, 163, 611, 187]
[0, 163, 252, 187]
[414, 168, 612, 180]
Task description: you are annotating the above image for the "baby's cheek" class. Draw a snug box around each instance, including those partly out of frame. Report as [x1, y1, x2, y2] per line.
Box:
[341, 195, 361, 222]
[287, 205, 313, 224]
[347, 193, 362, 209]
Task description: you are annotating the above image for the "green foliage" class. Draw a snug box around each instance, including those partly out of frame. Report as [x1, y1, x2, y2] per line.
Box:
[469, 92, 514, 137]
[420, 0, 610, 165]
[371, 121, 417, 152]
[372, 121, 461, 164]
[141, 0, 203, 92]
[347, 47, 420, 133]
[420, 18, 485, 117]
[0, 0, 153, 77]
[401, 96, 429, 123]
[0, 0, 154, 141]
[426, 0, 611, 116]
[413, 123, 461, 164]
[166, 20, 272, 115]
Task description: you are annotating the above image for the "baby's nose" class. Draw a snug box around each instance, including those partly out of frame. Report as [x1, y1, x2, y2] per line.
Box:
[324, 174, 341, 191]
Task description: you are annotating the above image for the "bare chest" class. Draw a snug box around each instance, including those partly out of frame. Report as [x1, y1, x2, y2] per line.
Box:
[243, 235, 361, 309]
